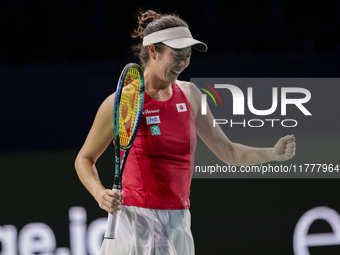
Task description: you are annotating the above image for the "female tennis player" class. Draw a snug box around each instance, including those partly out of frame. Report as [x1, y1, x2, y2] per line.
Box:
[75, 9, 296, 255]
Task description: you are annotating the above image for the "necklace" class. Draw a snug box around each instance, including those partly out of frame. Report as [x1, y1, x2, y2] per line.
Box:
[145, 83, 169, 100]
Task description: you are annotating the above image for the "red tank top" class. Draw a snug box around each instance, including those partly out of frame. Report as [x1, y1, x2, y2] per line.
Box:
[121, 82, 196, 209]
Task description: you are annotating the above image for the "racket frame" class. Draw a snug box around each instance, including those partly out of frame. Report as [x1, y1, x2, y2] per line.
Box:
[104, 63, 144, 239]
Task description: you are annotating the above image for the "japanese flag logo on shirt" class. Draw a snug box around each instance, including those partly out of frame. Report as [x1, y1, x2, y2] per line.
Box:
[176, 103, 187, 112]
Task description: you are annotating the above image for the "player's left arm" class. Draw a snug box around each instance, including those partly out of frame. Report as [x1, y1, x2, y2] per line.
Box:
[188, 82, 296, 166]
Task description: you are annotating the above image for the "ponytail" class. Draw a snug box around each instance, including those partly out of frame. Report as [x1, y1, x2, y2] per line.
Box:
[131, 9, 188, 69]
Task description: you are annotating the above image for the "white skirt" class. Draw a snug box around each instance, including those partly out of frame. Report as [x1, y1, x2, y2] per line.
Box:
[99, 205, 195, 255]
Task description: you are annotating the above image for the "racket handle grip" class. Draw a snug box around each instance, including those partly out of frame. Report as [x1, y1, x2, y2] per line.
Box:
[104, 188, 121, 239]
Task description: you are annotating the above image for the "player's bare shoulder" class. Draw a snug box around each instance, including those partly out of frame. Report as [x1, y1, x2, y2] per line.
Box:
[176, 80, 201, 97]
[94, 93, 115, 126]
[101, 93, 115, 112]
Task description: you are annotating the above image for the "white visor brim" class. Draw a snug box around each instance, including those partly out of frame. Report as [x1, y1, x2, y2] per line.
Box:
[163, 38, 207, 52]
[142, 26, 208, 52]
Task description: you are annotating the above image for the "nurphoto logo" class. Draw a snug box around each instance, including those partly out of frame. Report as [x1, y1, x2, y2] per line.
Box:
[196, 81, 312, 128]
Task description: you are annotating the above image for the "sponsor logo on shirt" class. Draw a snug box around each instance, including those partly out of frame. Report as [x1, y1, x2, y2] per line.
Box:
[146, 116, 161, 125]
[143, 109, 160, 115]
[176, 103, 187, 112]
[150, 125, 161, 135]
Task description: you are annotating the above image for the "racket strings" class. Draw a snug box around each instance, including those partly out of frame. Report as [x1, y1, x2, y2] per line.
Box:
[119, 67, 142, 147]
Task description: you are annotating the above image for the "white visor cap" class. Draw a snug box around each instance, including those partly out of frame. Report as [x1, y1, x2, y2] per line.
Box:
[142, 26, 208, 52]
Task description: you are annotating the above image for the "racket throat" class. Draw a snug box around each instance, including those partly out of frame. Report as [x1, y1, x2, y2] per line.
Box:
[113, 184, 122, 190]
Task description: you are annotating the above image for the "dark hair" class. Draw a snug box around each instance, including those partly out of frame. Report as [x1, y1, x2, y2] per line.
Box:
[131, 9, 188, 69]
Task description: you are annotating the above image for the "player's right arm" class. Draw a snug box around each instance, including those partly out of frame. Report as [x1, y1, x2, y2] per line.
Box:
[74, 93, 123, 215]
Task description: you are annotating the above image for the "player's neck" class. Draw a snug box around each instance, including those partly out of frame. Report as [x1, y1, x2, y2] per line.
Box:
[144, 69, 173, 100]
[144, 68, 171, 91]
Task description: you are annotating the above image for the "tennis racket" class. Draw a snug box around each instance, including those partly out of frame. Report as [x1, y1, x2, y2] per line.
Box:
[104, 63, 145, 239]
